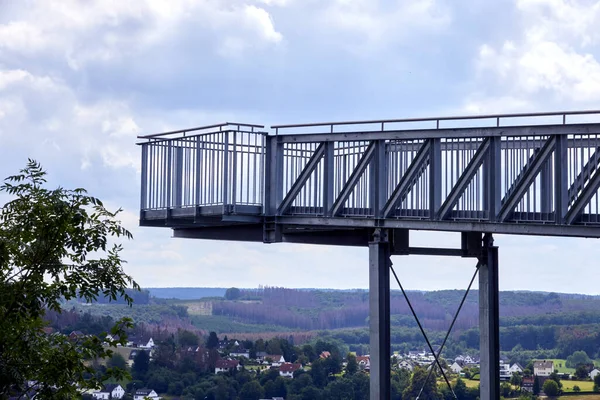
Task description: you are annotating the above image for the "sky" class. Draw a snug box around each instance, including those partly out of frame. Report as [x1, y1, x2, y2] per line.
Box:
[1, 0, 600, 293]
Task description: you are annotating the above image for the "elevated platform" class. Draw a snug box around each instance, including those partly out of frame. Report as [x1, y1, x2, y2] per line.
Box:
[139, 111, 600, 400]
[139, 111, 600, 240]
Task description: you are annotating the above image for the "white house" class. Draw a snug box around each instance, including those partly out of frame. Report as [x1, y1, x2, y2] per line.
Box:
[139, 337, 155, 349]
[279, 363, 302, 378]
[93, 384, 125, 400]
[357, 356, 371, 371]
[509, 363, 524, 374]
[398, 360, 415, 372]
[500, 363, 512, 380]
[264, 355, 285, 367]
[215, 359, 241, 374]
[533, 360, 554, 377]
[134, 388, 160, 400]
[590, 369, 600, 380]
[450, 362, 463, 374]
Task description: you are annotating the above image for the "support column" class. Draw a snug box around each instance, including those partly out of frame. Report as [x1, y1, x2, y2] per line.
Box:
[479, 233, 500, 400]
[369, 229, 391, 400]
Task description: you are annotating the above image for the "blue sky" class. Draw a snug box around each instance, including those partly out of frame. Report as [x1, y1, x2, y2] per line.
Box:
[1, 0, 600, 293]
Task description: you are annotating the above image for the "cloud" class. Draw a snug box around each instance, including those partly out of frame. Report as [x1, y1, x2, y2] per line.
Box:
[467, 0, 600, 112]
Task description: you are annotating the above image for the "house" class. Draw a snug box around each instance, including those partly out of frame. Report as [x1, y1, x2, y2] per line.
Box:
[590, 369, 600, 380]
[134, 388, 160, 400]
[534, 360, 554, 377]
[265, 355, 285, 367]
[279, 363, 302, 378]
[230, 347, 250, 358]
[92, 384, 125, 400]
[398, 360, 415, 372]
[138, 337, 155, 349]
[522, 377, 534, 392]
[509, 363, 524, 374]
[450, 362, 463, 374]
[69, 330, 85, 340]
[320, 351, 331, 359]
[500, 363, 512, 380]
[215, 359, 241, 374]
[357, 356, 371, 371]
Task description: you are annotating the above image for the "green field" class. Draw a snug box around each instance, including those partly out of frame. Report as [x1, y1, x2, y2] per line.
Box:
[558, 396, 600, 400]
[562, 380, 595, 392]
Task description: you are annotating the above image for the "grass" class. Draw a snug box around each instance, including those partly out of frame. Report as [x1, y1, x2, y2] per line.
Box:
[562, 380, 595, 392]
[558, 396, 600, 400]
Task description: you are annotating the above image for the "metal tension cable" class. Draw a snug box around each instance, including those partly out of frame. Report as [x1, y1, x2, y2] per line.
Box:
[415, 262, 481, 400]
[390, 261, 480, 399]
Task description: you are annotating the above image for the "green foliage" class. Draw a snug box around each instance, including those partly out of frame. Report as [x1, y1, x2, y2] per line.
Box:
[132, 350, 150, 380]
[543, 378, 559, 396]
[0, 160, 137, 397]
[573, 384, 581, 392]
[206, 331, 219, 349]
[108, 353, 127, 370]
[402, 366, 442, 400]
[345, 353, 358, 376]
[575, 364, 589, 379]
[533, 376, 540, 395]
[239, 380, 264, 400]
[566, 350, 592, 368]
[594, 373, 600, 392]
[225, 287, 242, 300]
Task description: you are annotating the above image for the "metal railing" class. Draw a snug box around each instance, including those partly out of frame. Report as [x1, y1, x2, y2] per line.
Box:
[271, 109, 600, 135]
[140, 127, 266, 212]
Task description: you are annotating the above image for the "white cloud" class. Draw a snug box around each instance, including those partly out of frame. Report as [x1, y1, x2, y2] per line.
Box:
[469, 0, 600, 111]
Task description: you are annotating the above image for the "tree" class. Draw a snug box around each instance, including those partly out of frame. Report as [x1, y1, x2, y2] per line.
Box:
[345, 353, 358, 376]
[402, 366, 442, 400]
[575, 364, 589, 380]
[573, 385, 581, 393]
[453, 377, 468, 399]
[107, 353, 127, 370]
[533, 376, 540, 395]
[207, 331, 219, 349]
[132, 350, 150, 380]
[0, 161, 137, 397]
[566, 351, 592, 368]
[225, 287, 241, 300]
[239, 381, 264, 400]
[594, 373, 600, 392]
[178, 330, 199, 347]
[543, 379, 559, 397]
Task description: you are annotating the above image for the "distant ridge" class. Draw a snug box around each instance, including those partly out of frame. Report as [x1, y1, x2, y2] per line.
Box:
[146, 287, 227, 299]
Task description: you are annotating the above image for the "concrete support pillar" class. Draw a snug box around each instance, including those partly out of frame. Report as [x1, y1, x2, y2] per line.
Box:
[479, 233, 500, 400]
[369, 229, 391, 400]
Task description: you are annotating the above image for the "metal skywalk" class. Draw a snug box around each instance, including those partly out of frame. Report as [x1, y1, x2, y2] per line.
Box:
[140, 110, 600, 238]
[138, 110, 600, 400]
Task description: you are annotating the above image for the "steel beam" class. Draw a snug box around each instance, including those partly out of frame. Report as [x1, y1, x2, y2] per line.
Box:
[497, 136, 556, 221]
[479, 233, 500, 400]
[382, 140, 431, 218]
[274, 123, 600, 143]
[330, 141, 375, 216]
[278, 142, 325, 215]
[369, 229, 391, 400]
[438, 138, 490, 220]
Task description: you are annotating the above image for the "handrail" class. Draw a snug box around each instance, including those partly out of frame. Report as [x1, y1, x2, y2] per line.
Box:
[271, 109, 600, 133]
[138, 122, 265, 139]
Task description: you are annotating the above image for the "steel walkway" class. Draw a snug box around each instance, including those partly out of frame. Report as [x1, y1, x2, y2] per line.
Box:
[138, 110, 600, 400]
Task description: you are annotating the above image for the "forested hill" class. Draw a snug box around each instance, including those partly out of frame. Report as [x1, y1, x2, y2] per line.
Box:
[207, 288, 600, 332]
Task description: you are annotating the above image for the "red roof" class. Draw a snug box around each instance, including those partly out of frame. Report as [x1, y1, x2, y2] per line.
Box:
[320, 351, 331, 358]
[216, 359, 239, 369]
[279, 363, 302, 373]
